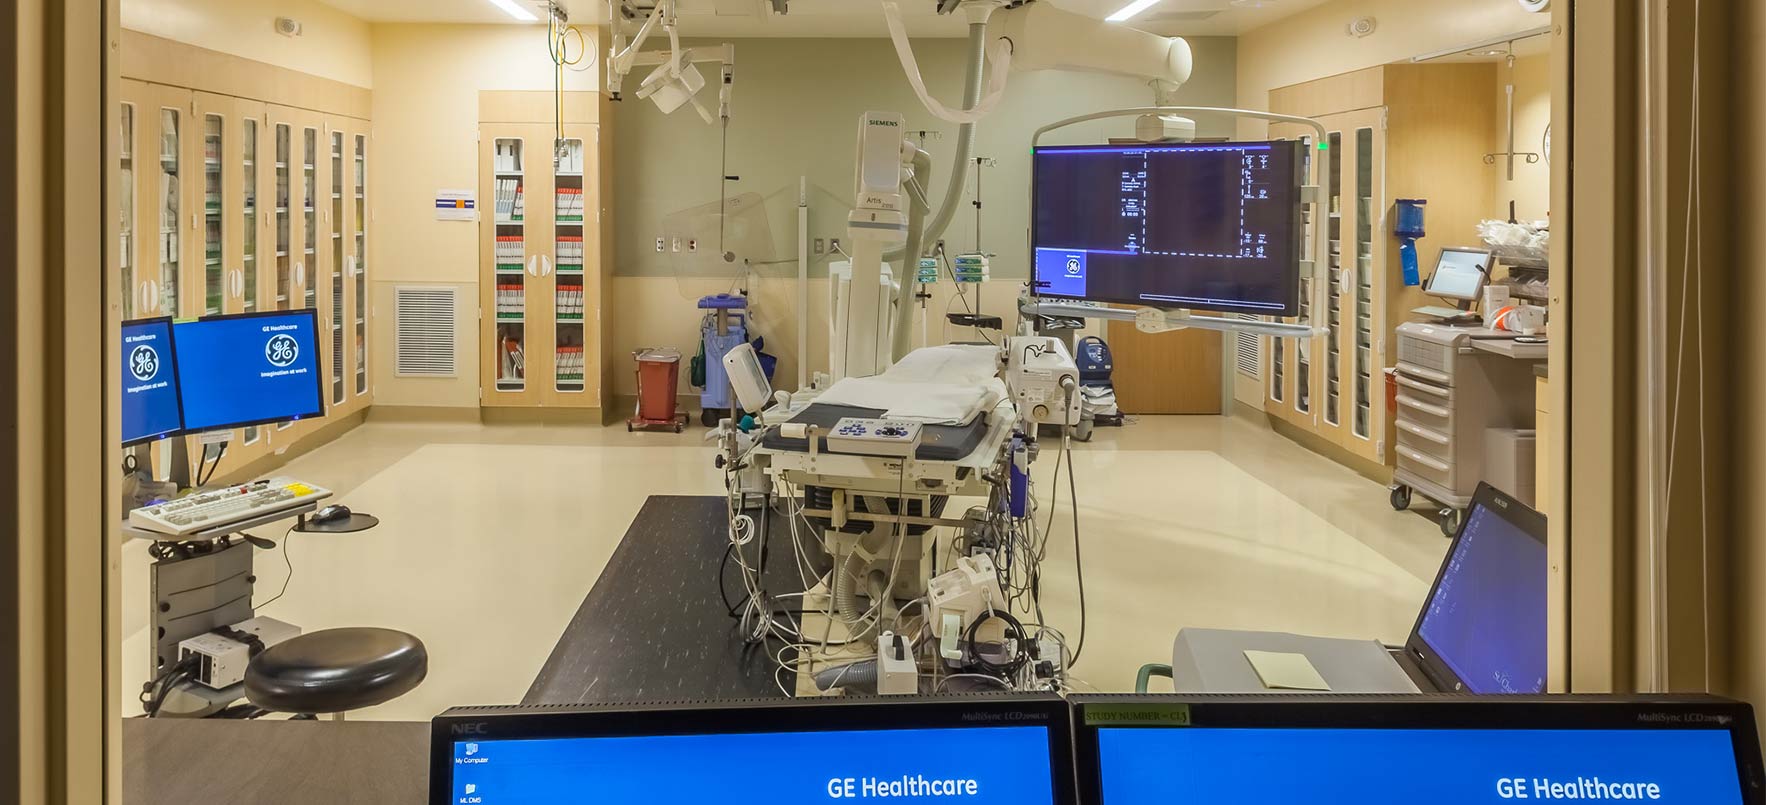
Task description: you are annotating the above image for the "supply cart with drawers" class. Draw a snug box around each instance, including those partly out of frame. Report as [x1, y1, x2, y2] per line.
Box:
[1389, 322, 1543, 535]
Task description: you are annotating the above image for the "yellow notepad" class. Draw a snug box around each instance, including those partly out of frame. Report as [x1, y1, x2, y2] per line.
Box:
[1244, 650, 1332, 691]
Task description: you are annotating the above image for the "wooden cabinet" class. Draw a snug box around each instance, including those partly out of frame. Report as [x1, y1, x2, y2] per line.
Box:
[320, 116, 372, 420]
[191, 91, 276, 478]
[121, 80, 196, 481]
[480, 102, 606, 412]
[1105, 322, 1222, 414]
[346, 121, 373, 412]
[123, 80, 195, 322]
[120, 77, 373, 485]
[1262, 63, 1497, 473]
[266, 105, 323, 445]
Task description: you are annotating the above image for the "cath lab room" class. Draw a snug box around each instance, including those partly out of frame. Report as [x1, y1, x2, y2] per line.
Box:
[6, 0, 1765, 801]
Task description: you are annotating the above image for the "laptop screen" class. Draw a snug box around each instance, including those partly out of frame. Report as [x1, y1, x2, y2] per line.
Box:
[446, 725, 1056, 804]
[1093, 724, 1745, 803]
[1412, 487, 1548, 693]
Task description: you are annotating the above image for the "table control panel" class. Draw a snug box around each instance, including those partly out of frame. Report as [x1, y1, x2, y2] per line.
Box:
[825, 417, 924, 458]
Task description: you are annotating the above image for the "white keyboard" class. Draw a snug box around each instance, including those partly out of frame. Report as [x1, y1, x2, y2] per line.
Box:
[129, 476, 332, 537]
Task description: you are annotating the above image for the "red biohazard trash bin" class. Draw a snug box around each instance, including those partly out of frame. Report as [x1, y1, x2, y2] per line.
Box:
[629, 348, 689, 433]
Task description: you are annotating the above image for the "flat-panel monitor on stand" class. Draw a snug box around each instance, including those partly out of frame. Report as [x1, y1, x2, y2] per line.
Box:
[1031, 139, 1307, 317]
[173, 308, 326, 435]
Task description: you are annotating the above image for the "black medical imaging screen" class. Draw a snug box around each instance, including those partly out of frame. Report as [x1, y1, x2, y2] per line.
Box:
[1032, 140, 1305, 316]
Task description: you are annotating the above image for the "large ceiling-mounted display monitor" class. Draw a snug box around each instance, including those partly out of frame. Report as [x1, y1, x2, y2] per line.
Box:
[1032, 139, 1306, 317]
[173, 309, 326, 433]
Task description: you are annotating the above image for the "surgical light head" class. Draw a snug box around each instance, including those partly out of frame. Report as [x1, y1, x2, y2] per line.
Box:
[636, 56, 706, 116]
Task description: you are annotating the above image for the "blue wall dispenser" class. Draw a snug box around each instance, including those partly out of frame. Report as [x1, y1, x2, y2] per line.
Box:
[1394, 199, 1428, 287]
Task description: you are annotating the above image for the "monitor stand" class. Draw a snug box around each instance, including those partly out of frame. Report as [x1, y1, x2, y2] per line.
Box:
[123, 437, 195, 511]
[1413, 298, 1480, 326]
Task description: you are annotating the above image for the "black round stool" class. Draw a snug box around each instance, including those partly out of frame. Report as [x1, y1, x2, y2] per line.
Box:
[245, 627, 427, 719]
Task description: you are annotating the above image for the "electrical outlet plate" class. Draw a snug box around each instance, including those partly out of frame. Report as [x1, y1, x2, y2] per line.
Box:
[813, 238, 825, 255]
[655, 237, 665, 253]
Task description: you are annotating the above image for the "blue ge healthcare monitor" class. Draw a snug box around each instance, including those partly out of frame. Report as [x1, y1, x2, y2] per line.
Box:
[1031, 139, 1305, 316]
[1073, 697, 1765, 805]
[172, 309, 325, 432]
[121, 317, 184, 445]
[430, 696, 1076, 805]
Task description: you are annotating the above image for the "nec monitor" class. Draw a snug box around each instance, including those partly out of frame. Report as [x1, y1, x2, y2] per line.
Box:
[430, 695, 1076, 805]
[1032, 139, 1305, 316]
[173, 309, 325, 433]
[1405, 482, 1548, 694]
[121, 317, 185, 446]
[1073, 696, 1764, 805]
[1426, 246, 1494, 301]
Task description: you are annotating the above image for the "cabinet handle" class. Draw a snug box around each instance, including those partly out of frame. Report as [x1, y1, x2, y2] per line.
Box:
[141, 280, 158, 313]
[345, 254, 357, 278]
[230, 269, 244, 298]
[540, 255, 552, 276]
[527, 255, 540, 277]
[295, 261, 305, 286]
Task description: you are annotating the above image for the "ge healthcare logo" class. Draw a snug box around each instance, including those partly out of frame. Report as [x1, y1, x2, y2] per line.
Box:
[1066, 257, 1083, 276]
[129, 344, 160, 382]
[266, 333, 300, 367]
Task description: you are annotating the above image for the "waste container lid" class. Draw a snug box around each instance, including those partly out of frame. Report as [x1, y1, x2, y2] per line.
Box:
[636, 347, 682, 363]
[697, 293, 748, 310]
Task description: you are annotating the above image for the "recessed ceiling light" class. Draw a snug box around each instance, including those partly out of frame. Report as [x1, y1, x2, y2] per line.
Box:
[485, 0, 540, 22]
[1475, 48, 1508, 56]
[1105, 0, 1163, 22]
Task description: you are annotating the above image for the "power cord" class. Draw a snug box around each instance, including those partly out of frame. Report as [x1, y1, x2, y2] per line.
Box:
[1065, 447, 1088, 666]
[963, 607, 1029, 678]
[139, 655, 200, 718]
[253, 523, 300, 611]
[195, 442, 227, 488]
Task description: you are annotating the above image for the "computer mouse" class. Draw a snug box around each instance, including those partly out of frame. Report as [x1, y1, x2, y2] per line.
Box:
[313, 504, 351, 523]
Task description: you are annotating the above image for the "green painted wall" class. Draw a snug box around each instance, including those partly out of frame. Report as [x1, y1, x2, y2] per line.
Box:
[613, 35, 1239, 280]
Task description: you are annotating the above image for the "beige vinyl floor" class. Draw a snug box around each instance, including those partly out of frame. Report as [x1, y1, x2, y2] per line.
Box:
[120, 413, 1446, 721]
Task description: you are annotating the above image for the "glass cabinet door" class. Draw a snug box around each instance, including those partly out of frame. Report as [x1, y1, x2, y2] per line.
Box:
[330, 130, 346, 406]
[493, 137, 527, 392]
[1323, 130, 1343, 427]
[302, 126, 317, 310]
[242, 119, 258, 313]
[275, 123, 291, 309]
[354, 132, 368, 396]
[553, 138, 586, 393]
[1352, 126, 1378, 441]
[203, 114, 224, 315]
[120, 103, 135, 320]
[243, 117, 261, 446]
[159, 107, 181, 316]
